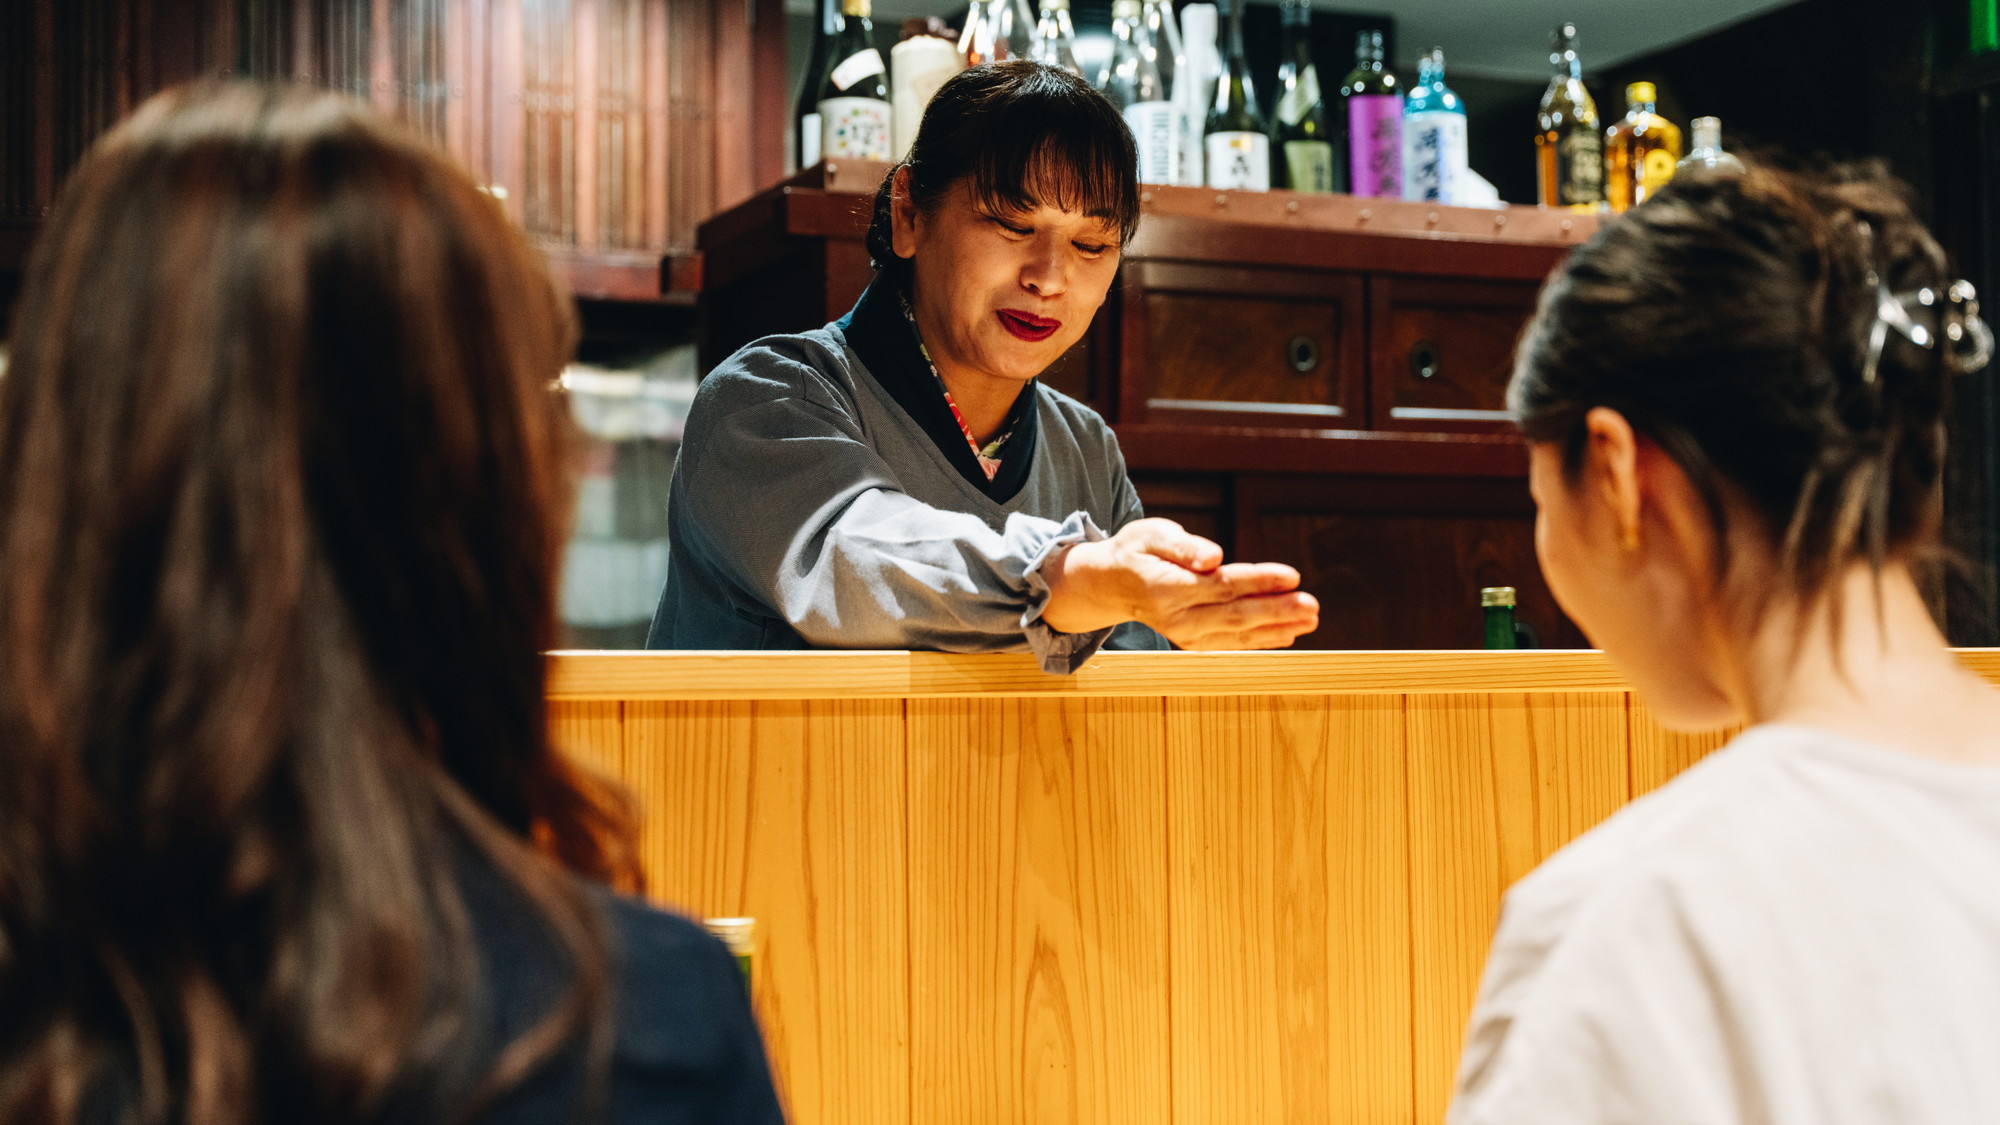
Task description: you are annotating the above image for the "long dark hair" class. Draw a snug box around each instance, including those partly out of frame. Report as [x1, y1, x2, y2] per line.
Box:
[865, 59, 1141, 283]
[1512, 163, 1967, 603]
[0, 83, 636, 1123]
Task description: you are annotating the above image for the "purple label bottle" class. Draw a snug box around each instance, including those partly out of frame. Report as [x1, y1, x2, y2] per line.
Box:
[1340, 30, 1403, 198]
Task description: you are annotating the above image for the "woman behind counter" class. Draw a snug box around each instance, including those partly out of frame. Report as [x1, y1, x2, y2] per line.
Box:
[650, 61, 1319, 672]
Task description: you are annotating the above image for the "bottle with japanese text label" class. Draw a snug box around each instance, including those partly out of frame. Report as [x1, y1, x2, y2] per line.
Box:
[1105, 0, 1178, 184]
[793, 0, 839, 169]
[1272, 0, 1339, 193]
[1536, 23, 1603, 210]
[1606, 81, 1681, 212]
[1401, 48, 1467, 204]
[1341, 30, 1401, 198]
[1204, 0, 1269, 191]
[1175, 4, 1221, 186]
[817, 0, 891, 162]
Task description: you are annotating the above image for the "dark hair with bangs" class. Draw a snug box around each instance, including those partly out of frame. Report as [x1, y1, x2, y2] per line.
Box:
[866, 59, 1140, 283]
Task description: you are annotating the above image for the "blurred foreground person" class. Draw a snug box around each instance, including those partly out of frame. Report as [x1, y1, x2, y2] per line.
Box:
[1450, 164, 2000, 1124]
[0, 84, 784, 1125]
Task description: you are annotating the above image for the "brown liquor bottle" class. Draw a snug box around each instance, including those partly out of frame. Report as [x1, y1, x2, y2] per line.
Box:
[1535, 24, 1602, 211]
[1605, 82, 1682, 212]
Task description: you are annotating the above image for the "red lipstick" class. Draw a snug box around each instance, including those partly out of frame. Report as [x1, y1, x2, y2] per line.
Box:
[997, 309, 1061, 342]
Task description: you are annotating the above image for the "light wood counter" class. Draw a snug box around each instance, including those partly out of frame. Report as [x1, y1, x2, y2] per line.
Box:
[548, 649, 2000, 1125]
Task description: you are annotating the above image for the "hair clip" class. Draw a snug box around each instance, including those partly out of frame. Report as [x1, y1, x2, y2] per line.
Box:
[1859, 223, 1994, 383]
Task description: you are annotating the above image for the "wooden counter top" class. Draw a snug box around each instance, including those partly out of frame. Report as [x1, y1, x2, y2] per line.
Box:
[547, 647, 2000, 701]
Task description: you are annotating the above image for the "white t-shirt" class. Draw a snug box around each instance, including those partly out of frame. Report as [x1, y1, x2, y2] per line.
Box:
[1449, 723, 2000, 1125]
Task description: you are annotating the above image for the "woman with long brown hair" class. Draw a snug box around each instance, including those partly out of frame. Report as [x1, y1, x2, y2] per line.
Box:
[0, 84, 783, 1124]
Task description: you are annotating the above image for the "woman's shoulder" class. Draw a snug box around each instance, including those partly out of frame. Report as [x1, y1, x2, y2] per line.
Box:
[695, 326, 864, 417]
[596, 895, 771, 1076]
[1031, 383, 1122, 456]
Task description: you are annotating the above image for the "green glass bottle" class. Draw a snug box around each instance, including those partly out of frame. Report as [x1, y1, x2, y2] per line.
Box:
[1482, 587, 1517, 650]
[1271, 0, 1340, 193]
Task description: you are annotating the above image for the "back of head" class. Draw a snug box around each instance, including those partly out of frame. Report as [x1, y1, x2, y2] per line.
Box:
[1512, 162, 1986, 604]
[0, 83, 631, 1123]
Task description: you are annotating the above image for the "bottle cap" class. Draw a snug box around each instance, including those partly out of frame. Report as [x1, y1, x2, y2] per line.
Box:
[1112, 0, 1141, 16]
[1627, 81, 1657, 104]
[704, 916, 758, 957]
[1480, 587, 1517, 608]
[1690, 115, 1723, 147]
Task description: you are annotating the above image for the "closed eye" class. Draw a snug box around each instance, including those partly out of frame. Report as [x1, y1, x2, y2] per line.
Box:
[988, 216, 1032, 237]
[1074, 241, 1110, 257]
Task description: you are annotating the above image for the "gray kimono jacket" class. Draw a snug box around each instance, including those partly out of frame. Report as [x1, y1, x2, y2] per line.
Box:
[646, 282, 1167, 673]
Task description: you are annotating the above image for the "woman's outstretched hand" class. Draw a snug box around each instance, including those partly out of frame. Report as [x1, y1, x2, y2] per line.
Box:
[1039, 518, 1320, 650]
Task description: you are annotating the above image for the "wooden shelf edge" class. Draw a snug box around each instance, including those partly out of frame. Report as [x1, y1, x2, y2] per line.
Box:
[1114, 422, 1531, 478]
[543, 247, 702, 305]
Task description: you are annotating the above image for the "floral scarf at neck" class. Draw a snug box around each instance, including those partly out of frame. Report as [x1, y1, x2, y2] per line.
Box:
[899, 292, 1023, 482]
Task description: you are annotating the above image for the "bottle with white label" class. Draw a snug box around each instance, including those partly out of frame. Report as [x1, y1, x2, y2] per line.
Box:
[1204, 0, 1268, 191]
[818, 0, 892, 162]
[1272, 0, 1338, 193]
[1400, 47, 1467, 204]
[1104, 0, 1178, 185]
[1174, 4, 1220, 186]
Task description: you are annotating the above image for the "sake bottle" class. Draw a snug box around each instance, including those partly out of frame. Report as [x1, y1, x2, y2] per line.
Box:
[818, 0, 891, 162]
[1204, 0, 1269, 191]
[1105, 0, 1178, 185]
[1481, 588, 1518, 650]
[1340, 30, 1401, 198]
[1401, 47, 1467, 204]
[1272, 0, 1339, 193]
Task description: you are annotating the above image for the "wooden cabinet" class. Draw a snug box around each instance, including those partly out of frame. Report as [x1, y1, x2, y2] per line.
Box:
[0, 0, 785, 301]
[695, 169, 1605, 649]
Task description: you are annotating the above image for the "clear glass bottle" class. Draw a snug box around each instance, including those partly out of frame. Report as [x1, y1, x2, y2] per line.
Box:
[1401, 48, 1467, 204]
[1174, 4, 1221, 187]
[1536, 23, 1602, 211]
[1605, 81, 1682, 212]
[1031, 0, 1082, 76]
[1272, 0, 1338, 193]
[1204, 0, 1269, 191]
[793, 0, 839, 170]
[1144, 0, 1184, 182]
[1340, 30, 1401, 198]
[818, 0, 891, 161]
[1481, 587, 1517, 650]
[1676, 116, 1746, 173]
[961, 0, 1036, 67]
[1105, 0, 1178, 185]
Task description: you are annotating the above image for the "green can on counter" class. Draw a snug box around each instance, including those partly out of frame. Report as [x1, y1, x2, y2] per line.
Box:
[703, 916, 757, 989]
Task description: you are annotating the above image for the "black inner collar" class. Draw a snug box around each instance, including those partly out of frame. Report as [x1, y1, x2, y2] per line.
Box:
[837, 279, 1040, 503]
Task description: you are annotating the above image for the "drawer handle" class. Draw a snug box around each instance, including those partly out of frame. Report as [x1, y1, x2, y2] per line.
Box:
[1287, 335, 1319, 374]
[1409, 339, 1442, 380]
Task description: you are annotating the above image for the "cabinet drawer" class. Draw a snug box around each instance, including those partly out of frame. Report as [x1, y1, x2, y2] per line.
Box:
[1121, 262, 1366, 427]
[1370, 277, 1541, 432]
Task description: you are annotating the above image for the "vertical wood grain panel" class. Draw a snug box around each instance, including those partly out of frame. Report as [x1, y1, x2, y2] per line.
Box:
[1406, 692, 1630, 1121]
[548, 698, 622, 778]
[1629, 698, 1739, 796]
[624, 699, 910, 1125]
[907, 697, 1169, 1125]
[1166, 694, 1411, 1124]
